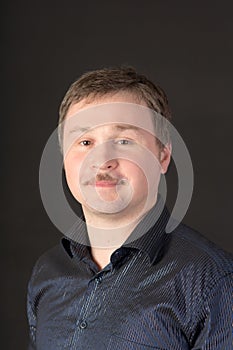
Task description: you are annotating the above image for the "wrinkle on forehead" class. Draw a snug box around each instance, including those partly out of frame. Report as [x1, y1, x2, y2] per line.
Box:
[69, 123, 142, 135]
[64, 102, 155, 132]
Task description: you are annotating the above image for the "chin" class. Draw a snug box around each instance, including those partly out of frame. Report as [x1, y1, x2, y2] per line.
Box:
[84, 202, 129, 215]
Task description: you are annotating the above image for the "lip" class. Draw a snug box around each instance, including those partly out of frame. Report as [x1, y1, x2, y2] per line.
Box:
[94, 181, 118, 188]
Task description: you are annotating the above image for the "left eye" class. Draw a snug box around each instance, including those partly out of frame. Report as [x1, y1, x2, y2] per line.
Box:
[116, 139, 132, 145]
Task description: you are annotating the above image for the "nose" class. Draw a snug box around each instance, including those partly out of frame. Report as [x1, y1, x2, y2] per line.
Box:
[91, 158, 119, 171]
[90, 143, 119, 171]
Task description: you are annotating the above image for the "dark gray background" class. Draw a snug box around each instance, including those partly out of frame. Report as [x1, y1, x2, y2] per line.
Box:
[2, 1, 233, 348]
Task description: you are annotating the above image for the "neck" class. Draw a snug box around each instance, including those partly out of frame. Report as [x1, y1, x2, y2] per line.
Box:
[82, 205, 154, 270]
[86, 223, 138, 271]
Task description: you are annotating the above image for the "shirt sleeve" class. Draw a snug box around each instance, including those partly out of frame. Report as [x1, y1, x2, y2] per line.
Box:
[26, 269, 37, 350]
[193, 273, 233, 349]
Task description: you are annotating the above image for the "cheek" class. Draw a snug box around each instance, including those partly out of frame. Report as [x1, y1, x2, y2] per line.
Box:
[122, 162, 147, 184]
[64, 153, 82, 170]
[63, 155, 86, 202]
[129, 166, 149, 199]
[122, 158, 160, 194]
[63, 154, 85, 186]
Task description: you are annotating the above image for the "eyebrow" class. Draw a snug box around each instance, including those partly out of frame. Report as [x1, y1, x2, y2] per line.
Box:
[113, 124, 140, 132]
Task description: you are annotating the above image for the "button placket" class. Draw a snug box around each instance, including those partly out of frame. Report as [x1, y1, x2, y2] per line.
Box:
[75, 275, 103, 334]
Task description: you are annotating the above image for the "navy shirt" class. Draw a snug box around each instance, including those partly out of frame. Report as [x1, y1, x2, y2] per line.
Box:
[27, 206, 233, 349]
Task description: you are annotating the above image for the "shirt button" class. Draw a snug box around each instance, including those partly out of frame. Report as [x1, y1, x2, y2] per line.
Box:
[79, 320, 87, 329]
[96, 276, 102, 284]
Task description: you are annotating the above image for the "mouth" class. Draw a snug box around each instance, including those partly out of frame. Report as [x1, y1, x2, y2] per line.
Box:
[83, 178, 128, 187]
[94, 180, 118, 188]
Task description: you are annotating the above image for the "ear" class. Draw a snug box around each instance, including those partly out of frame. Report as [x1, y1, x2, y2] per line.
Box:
[160, 143, 172, 174]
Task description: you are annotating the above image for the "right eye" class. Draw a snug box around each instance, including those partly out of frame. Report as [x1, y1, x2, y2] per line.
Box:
[79, 140, 91, 146]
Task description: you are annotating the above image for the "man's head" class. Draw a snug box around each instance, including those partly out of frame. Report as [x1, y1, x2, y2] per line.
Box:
[59, 66, 172, 125]
[60, 67, 171, 224]
[58, 67, 171, 149]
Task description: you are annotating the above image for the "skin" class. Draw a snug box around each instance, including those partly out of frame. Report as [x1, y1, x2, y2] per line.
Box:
[63, 91, 171, 269]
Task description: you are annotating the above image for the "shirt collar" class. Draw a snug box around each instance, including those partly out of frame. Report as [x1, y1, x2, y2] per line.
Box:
[123, 201, 170, 264]
[61, 195, 170, 266]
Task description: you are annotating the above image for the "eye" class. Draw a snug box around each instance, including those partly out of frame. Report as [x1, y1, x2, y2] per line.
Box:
[115, 139, 133, 145]
[80, 140, 91, 146]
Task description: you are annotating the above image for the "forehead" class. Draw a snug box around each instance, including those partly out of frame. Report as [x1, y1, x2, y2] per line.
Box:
[66, 91, 148, 119]
[63, 102, 156, 137]
[69, 123, 144, 136]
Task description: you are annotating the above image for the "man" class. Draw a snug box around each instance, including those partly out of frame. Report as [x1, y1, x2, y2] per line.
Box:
[27, 67, 233, 349]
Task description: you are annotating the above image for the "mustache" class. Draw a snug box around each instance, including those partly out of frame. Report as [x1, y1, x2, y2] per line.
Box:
[82, 173, 128, 185]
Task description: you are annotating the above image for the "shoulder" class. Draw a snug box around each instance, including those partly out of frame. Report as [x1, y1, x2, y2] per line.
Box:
[168, 223, 233, 287]
[28, 240, 78, 288]
[173, 224, 232, 265]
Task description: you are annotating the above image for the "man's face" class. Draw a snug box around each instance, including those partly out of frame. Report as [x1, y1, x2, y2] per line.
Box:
[63, 92, 170, 219]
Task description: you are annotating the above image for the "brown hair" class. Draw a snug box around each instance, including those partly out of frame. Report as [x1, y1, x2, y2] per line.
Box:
[58, 66, 172, 148]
